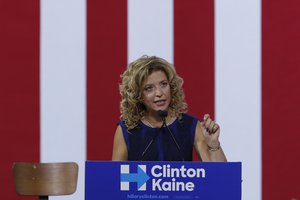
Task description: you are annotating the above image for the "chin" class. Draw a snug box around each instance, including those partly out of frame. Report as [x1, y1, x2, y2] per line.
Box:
[155, 107, 168, 111]
[152, 103, 170, 112]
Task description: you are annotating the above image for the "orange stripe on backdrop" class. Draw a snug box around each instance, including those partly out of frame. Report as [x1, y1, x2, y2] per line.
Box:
[174, 0, 215, 161]
[87, 0, 127, 160]
[0, 0, 40, 200]
[262, 0, 300, 199]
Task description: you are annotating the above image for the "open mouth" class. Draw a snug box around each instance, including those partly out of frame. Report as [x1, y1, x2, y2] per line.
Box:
[154, 100, 166, 106]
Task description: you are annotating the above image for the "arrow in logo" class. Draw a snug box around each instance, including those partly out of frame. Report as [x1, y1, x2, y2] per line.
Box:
[121, 166, 150, 189]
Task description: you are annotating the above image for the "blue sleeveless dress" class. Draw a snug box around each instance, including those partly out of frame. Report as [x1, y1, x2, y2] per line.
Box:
[118, 113, 198, 161]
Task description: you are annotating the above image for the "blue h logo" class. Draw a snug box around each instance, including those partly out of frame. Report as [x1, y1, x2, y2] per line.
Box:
[120, 165, 150, 191]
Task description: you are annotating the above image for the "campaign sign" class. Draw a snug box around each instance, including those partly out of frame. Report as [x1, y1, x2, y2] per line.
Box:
[85, 161, 241, 200]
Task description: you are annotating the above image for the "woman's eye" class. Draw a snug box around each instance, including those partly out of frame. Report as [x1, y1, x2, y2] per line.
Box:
[161, 81, 168, 87]
[144, 86, 153, 92]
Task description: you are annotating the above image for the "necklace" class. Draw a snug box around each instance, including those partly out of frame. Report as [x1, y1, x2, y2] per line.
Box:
[142, 117, 172, 128]
[143, 118, 157, 128]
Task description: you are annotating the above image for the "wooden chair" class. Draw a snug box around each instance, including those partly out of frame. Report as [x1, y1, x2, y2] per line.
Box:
[12, 162, 78, 200]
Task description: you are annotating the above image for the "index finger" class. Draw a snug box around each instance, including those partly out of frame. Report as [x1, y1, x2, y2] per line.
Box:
[203, 114, 210, 122]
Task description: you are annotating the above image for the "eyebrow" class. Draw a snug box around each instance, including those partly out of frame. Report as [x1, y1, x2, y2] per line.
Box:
[143, 78, 168, 86]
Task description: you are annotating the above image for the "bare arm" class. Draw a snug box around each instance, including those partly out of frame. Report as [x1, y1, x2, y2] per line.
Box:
[112, 125, 128, 161]
[194, 115, 227, 162]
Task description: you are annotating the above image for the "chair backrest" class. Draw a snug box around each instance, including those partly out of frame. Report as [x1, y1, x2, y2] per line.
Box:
[12, 162, 78, 196]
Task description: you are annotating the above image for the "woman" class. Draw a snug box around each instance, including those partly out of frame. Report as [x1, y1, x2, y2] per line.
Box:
[112, 56, 226, 162]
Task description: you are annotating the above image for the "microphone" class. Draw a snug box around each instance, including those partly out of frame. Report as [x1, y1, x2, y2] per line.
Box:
[157, 110, 184, 161]
[157, 110, 168, 119]
[141, 111, 168, 160]
[141, 132, 158, 161]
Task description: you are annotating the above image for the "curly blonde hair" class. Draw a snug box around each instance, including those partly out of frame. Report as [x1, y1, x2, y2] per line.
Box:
[119, 55, 188, 130]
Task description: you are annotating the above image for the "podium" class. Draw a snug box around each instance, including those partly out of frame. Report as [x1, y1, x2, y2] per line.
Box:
[85, 161, 241, 200]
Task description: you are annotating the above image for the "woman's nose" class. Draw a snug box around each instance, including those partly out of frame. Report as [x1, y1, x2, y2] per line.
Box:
[155, 87, 163, 96]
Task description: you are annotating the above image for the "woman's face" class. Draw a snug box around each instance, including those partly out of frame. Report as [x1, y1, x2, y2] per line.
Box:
[141, 70, 171, 115]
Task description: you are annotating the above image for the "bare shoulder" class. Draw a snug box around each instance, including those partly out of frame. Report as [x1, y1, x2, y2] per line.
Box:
[112, 125, 128, 161]
[114, 125, 123, 139]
